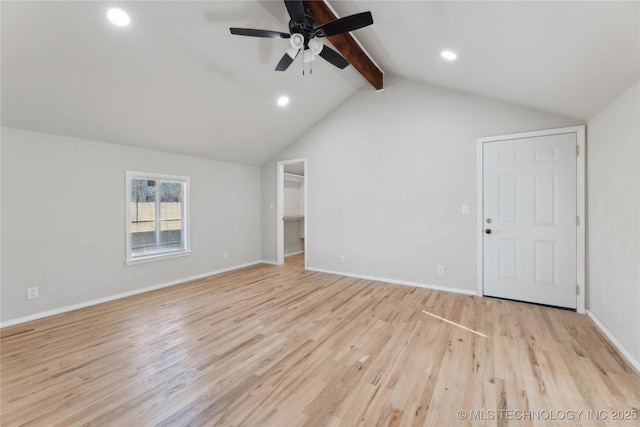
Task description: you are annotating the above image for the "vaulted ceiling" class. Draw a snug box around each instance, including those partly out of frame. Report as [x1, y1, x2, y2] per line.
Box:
[2, 1, 638, 166]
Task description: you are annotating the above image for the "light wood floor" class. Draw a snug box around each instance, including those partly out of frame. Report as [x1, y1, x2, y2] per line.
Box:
[2, 254, 639, 426]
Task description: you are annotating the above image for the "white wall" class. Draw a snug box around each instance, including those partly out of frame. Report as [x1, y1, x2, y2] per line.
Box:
[262, 78, 581, 291]
[587, 81, 640, 362]
[1, 127, 261, 323]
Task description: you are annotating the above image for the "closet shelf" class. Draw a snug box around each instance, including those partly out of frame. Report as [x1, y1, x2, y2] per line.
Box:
[284, 215, 304, 221]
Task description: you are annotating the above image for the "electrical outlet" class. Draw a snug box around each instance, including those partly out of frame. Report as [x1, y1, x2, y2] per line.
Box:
[436, 265, 444, 275]
[27, 286, 39, 300]
[223, 252, 229, 260]
[462, 204, 470, 215]
[339, 254, 345, 263]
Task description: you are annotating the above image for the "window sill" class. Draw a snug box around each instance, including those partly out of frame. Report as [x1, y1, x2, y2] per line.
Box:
[126, 250, 192, 266]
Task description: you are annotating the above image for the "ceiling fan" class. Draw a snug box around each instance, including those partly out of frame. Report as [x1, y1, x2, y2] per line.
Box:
[230, 0, 373, 71]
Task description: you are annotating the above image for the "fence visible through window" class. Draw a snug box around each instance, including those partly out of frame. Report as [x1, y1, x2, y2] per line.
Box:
[127, 174, 189, 263]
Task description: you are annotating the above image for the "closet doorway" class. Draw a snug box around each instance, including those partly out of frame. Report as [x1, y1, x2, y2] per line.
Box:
[276, 159, 307, 266]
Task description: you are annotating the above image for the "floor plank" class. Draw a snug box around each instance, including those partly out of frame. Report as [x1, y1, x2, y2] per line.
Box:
[1, 254, 639, 426]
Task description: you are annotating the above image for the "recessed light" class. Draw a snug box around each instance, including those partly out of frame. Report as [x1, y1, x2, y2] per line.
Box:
[277, 96, 289, 107]
[441, 50, 457, 61]
[107, 8, 131, 27]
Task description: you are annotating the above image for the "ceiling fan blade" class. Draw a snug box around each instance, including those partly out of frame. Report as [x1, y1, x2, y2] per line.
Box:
[318, 44, 349, 69]
[312, 11, 373, 38]
[275, 47, 300, 71]
[230, 28, 290, 39]
[284, 0, 306, 28]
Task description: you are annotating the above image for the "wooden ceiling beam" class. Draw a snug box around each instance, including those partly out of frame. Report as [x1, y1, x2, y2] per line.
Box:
[304, 0, 384, 90]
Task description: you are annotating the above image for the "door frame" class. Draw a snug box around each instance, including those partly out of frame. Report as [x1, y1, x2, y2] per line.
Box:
[276, 158, 307, 266]
[476, 126, 586, 313]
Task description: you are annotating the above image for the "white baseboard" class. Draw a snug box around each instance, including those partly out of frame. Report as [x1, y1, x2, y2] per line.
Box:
[0, 261, 262, 329]
[259, 259, 278, 265]
[285, 250, 304, 257]
[306, 267, 478, 296]
[587, 310, 640, 373]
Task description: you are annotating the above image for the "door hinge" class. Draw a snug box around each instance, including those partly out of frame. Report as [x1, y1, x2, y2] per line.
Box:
[576, 215, 580, 226]
[576, 285, 580, 295]
[576, 145, 579, 156]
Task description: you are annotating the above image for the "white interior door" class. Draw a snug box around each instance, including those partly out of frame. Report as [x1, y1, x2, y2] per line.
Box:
[483, 133, 577, 309]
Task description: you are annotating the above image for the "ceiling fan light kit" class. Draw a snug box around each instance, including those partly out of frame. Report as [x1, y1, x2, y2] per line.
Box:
[229, 0, 373, 72]
[290, 33, 305, 50]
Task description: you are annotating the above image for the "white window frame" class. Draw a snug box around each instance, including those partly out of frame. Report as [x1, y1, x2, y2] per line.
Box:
[125, 171, 191, 265]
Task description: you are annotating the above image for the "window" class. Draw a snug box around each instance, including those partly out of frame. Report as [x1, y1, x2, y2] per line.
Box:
[126, 172, 190, 264]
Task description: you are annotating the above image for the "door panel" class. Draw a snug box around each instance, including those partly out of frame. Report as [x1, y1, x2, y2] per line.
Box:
[483, 133, 577, 309]
[499, 175, 519, 223]
[535, 174, 556, 225]
[534, 240, 557, 285]
[499, 239, 518, 280]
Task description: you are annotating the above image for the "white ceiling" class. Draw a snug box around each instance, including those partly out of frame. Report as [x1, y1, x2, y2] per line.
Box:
[2, 1, 638, 166]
